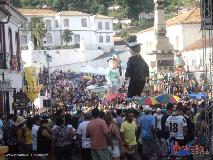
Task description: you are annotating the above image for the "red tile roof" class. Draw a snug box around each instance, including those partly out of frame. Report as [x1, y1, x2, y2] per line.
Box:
[18, 8, 57, 16]
[182, 38, 213, 52]
[57, 11, 90, 16]
[166, 7, 201, 26]
[138, 7, 201, 34]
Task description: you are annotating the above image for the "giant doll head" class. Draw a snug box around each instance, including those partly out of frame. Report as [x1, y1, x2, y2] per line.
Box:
[107, 55, 120, 69]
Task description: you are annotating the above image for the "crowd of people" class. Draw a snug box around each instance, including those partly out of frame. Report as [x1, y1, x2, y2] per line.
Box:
[0, 35, 210, 160]
[39, 68, 108, 112]
[0, 98, 209, 160]
[149, 72, 210, 95]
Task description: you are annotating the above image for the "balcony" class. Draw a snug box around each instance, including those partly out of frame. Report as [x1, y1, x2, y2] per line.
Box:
[0, 52, 8, 69]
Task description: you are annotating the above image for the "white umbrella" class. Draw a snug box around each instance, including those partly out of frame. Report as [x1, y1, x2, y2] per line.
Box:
[92, 86, 107, 93]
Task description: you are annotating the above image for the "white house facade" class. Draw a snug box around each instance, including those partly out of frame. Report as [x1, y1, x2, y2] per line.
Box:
[137, 8, 202, 72]
[19, 9, 114, 51]
[181, 39, 213, 80]
[0, 1, 27, 114]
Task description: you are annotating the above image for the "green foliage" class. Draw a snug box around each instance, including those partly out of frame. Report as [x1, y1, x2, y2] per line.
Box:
[113, 23, 122, 30]
[166, 0, 198, 13]
[52, 0, 63, 11]
[98, 4, 106, 15]
[141, 0, 154, 13]
[62, 29, 73, 45]
[16, 0, 197, 20]
[28, 17, 46, 48]
[121, 32, 130, 41]
[108, 6, 128, 19]
[12, 0, 22, 7]
[133, 18, 154, 30]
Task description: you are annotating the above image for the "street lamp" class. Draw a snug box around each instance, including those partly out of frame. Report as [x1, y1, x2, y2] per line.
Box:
[45, 53, 52, 114]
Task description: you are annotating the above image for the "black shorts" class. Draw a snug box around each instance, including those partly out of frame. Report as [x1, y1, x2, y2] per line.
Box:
[127, 80, 145, 98]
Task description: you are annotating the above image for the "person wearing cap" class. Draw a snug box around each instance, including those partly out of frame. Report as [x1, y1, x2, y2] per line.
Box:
[139, 105, 161, 160]
[15, 116, 27, 154]
[77, 112, 93, 160]
[125, 35, 149, 98]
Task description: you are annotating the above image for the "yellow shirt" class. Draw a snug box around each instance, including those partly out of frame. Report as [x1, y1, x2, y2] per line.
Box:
[25, 128, 32, 144]
[120, 121, 137, 145]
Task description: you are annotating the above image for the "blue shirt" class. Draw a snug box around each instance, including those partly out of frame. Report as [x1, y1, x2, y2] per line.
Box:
[140, 114, 155, 139]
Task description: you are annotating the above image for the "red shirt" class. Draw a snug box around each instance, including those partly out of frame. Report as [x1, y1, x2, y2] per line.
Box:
[86, 118, 109, 149]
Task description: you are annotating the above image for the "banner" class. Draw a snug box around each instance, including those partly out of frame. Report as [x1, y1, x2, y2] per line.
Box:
[24, 84, 42, 102]
[24, 67, 38, 84]
[24, 67, 42, 102]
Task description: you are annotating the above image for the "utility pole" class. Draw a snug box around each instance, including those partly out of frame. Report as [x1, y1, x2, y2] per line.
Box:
[46, 53, 52, 115]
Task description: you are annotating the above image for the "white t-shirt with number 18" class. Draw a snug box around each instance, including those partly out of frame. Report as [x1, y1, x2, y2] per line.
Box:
[166, 115, 187, 140]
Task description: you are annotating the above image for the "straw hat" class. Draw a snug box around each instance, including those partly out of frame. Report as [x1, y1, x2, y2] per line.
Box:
[14, 116, 26, 126]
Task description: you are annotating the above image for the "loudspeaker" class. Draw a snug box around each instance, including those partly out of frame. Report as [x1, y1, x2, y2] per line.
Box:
[201, 0, 213, 30]
[43, 99, 51, 108]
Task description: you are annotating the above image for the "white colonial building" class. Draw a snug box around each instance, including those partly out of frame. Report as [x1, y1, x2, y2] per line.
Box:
[181, 39, 213, 80]
[0, 1, 27, 114]
[137, 7, 202, 71]
[18, 9, 114, 51]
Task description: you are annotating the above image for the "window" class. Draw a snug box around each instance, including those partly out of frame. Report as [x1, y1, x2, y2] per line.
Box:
[0, 24, 6, 52]
[105, 22, 110, 30]
[98, 22, 103, 30]
[47, 35, 52, 44]
[176, 36, 179, 50]
[99, 36, 103, 43]
[8, 28, 13, 54]
[0, 24, 3, 51]
[81, 18, 87, 27]
[192, 60, 196, 66]
[20, 35, 27, 44]
[64, 19, 69, 27]
[46, 20, 51, 30]
[106, 36, 110, 43]
[74, 34, 80, 43]
[55, 20, 59, 28]
[15, 32, 20, 70]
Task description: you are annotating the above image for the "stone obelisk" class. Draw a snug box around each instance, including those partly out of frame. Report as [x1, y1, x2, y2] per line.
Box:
[153, 0, 174, 72]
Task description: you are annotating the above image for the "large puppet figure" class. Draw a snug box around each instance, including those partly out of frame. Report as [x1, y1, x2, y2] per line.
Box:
[107, 55, 121, 93]
[125, 35, 149, 98]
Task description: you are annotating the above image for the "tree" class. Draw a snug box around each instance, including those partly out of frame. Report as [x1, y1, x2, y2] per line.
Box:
[28, 17, 46, 48]
[141, 0, 154, 13]
[98, 4, 106, 15]
[12, 0, 22, 7]
[108, 6, 128, 19]
[52, 0, 63, 11]
[121, 32, 130, 41]
[63, 29, 73, 45]
[113, 23, 122, 30]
